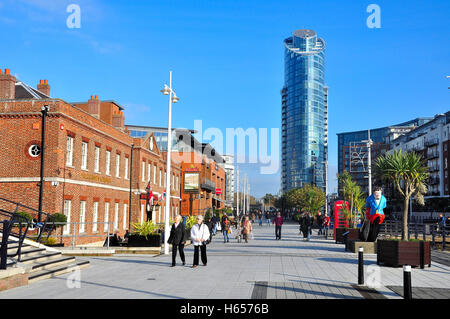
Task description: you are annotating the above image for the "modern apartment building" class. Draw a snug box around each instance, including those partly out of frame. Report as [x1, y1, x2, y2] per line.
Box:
[281, 29, 327, 193]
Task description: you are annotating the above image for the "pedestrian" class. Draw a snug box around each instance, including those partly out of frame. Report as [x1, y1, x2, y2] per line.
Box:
[211, 213, 219, 236]
[205, 216, 214, 242]
[323, 212, 331, 240]
[190, 215, 210, 268]
[221, 213, 228, 233]
[258, 210, 263, 226]
[316, 211, 324, 235]
[168, 215, 186, 267]
[301, 212, 313, 241]
[242, 216, 253, 243]
[251, 212, 256, 224]
[438, 214, 446, 232]
[223, 215, 230, 243]
[272, 211, 284, 240]
[265, 211, 271, 226]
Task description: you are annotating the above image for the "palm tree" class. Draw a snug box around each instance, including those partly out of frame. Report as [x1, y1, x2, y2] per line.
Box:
[375, 150, 428, 240]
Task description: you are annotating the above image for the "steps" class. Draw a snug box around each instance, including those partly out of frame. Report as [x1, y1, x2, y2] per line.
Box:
[6, 242, 90, 284]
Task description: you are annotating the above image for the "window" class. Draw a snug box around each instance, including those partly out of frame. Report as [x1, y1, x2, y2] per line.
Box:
[79, 201, 86, 233]
[92, 202, 99, 232]
[114, 202, 119, 230]
[115, 154, 120, 177]
[140, 204, 145, 224]
[104, 202, 110, 232]
[142, 161, 145, 182]
[66, 136, 74, 166]
[123, 204, 128, 230]
[124, 157, 129, 179]
[105, 150, 111, 175]
[81, 142, 88, 170]
[164, 172, 166, 187]
[147, 163, 151, 182]
[176, 176, 179, 190]
[63, 200, 71, 234]
[159, 170, 162, 186]
[94, 146, 100, 173]
[153, 165, 157, 184]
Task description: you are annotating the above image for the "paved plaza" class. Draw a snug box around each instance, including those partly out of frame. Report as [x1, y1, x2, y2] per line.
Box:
[1, 222, 449, 299]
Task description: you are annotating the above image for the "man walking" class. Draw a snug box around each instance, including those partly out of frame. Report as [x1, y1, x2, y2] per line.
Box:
[323, 212, 331, 240]
[316, 211, 324, 235]
[272, 212, 283, 240]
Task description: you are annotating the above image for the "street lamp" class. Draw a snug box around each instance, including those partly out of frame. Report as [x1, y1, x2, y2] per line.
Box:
[161, 71, 180, 255]
[38, 105, 49, 222]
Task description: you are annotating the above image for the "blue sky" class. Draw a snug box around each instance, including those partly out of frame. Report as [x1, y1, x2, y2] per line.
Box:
[1, 0, 449, 198]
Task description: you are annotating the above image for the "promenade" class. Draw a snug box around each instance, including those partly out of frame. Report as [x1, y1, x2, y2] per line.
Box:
[1, 222, 449, 299]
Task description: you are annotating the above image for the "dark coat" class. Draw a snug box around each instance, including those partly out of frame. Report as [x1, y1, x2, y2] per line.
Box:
[169, 222, 186, 245]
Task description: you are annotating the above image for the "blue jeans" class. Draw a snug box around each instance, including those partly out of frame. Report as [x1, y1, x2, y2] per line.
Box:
[223, 230, 229, 242]
[213, 224, 217, 235]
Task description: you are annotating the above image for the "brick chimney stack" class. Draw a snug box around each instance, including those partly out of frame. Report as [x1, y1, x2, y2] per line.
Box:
[0, 68, 16, 99]
[112, 109, 125, 131]
[37, 79, 50, 96]
[88, 95, 101, 119]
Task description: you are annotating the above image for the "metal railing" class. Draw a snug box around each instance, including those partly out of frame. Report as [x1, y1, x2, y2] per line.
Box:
[47, 222, 115, 249]
[380, 220, 448, 250]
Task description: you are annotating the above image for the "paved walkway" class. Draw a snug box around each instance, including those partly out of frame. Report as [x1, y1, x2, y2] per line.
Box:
[1, 222, 450, 299]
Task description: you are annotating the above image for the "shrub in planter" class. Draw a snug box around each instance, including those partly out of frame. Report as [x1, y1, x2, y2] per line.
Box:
[128, 221, 163, 247]
[12, 211, 33, 227]
[377, 239, 431, 268]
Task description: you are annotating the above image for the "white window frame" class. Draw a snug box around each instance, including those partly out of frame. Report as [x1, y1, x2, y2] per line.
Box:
[66, 136, 74, 166]
[114, 202, 119, 230]
[63, 200, 71, 234]
[105, 150, 111, 175]
[81, 142, 88, 170]
[115, 154, 120, 178]
[153, 165, 156, 184]
[123, 204, 128, 230]
[94, 146, 100, 173]
[104, 202, 110, 232]
[159, 170, 162, 186]
[79, 201, 86, 233]
[164, 172, 166, 187]
[147, 163, 151, 182]
[140, 204, 145, 224]
[124, 157, 129, 179]
[142, 161, 145, 182]
[92, 202, 99, 232]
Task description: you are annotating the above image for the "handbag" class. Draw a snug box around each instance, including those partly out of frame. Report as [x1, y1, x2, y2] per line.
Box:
[167, 232, 174, 244]
[201, 224, 210, 245]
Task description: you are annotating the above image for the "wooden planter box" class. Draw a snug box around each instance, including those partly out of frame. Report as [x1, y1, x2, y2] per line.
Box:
[345, 240, 376, 253]
[335, 228, 359, 244]
[377, 240, 431, 268]
[127, 234, 162, 247]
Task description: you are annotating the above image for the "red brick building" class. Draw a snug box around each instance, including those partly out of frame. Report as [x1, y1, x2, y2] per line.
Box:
[0, 68, 181, 245]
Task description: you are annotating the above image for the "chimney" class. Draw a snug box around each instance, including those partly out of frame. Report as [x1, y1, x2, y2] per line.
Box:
[37, 79, 50, 96]
[112, 110, 125, 131]
[0, 68, 16, 99]
[88, 95, 101, 119]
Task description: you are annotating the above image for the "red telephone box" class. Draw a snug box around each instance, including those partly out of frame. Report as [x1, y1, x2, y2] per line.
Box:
[333, 200, 349, 240]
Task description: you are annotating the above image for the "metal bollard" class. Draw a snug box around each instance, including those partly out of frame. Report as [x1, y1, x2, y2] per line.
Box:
[358, 247, 364, 285]
[403, 265, 412, 299]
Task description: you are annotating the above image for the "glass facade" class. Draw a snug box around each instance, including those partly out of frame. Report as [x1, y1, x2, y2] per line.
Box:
[281, 29, 326, 193]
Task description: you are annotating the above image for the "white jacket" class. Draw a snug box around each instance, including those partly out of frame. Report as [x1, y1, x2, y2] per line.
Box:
[190, 223, 210, 246]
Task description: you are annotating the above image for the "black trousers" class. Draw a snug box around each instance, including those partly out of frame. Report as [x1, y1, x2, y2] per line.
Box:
[367, 217, 381, 242]
[275, 225, 282, 239]
[193, 245, 207, 266]
[172, 244, 185, 265]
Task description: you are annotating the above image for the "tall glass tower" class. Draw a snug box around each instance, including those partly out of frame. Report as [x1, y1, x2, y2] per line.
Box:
[281, 29, 327, 193]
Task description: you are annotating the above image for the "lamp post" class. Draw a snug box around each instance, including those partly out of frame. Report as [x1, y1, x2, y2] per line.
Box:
[38, 105, 49, 222]
[161, 71, 180, 255]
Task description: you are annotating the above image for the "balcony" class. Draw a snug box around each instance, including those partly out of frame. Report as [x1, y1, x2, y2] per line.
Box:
[428, 164, 440, 172]
[427, 150, 439, 159]
[425, 138, 439, 147]
[429, 176, 440, 185]
[201, 177, 215, 193]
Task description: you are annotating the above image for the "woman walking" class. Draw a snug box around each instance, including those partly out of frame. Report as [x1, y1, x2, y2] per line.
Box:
[222, 215, 230, 243]
[169, 215, 186, 267]
[242, 216, 253, 243]
[301, 212, 313, 241]
[190, 215, 210, 268]
[272, 211, 284, 240]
